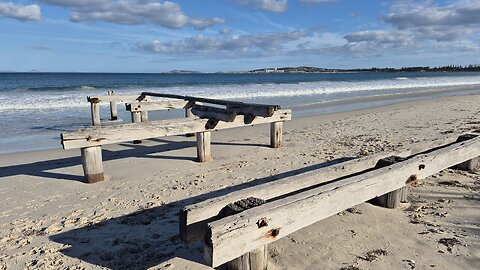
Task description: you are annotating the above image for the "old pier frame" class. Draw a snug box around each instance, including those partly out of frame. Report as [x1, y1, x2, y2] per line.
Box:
[179, 133, 480, 269]
[87, 94, 147, 126]
[125, 93, 287, 161]
[64, 93, 291, 183]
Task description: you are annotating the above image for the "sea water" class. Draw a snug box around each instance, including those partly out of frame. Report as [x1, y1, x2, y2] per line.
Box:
[1, 72, 480, 154]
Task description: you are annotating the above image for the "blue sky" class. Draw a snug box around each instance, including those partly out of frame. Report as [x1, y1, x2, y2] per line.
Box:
[0, 0, 479, 72]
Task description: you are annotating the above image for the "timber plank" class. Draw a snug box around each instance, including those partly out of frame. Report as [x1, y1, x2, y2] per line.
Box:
[62, 109, 291, 150]
[179, 134, 460, 243]
[127, 100, 188, 112]
[88, 95, 146, 103]
[141, 92, 279, 116]
[206, 136, 480, 267]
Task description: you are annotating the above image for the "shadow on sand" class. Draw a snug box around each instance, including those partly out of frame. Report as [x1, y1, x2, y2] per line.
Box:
[0, 138, 268, 182]
[49, 156, 355, 269]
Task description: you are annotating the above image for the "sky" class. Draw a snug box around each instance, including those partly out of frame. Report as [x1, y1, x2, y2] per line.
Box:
[0, 0, 479, 72]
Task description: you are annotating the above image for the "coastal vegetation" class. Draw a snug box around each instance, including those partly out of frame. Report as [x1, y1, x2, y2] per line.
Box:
[245, 65, 480, 74]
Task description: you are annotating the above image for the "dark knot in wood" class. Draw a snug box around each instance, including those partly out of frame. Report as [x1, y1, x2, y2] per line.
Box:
[256, 218, 268, 228]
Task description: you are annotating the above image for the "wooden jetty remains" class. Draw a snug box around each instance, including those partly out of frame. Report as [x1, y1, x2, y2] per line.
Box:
[62, 92, 291, 183]
[179, 132, 480, 269]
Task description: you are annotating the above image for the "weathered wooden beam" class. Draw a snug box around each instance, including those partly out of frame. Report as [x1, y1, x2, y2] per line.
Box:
[226, 104, 275, 118]
[452, 134, 479, 172]
[62, 109, 291, 150]
[196, 132, 212, 162]
[204, 198, 267, 270]
[131, 111, 142, 144]
[270, 122, 283, 148]
[206, 136, 480, 267]
[179, 134, 460, 243]
[191, 105, 237, 123]
[87, 94, 145, 103]
[141, 92, 279, 117]
[126, 100, 188, 112]
[185, 101, 195, 137]
[108, 91, 118, 121]
[90, 99, 101, 126]
[374, 156, 409, 208]
[141, 111, 149, 122]
[80, 146, 104, 183]
[109, 100, 118, 121]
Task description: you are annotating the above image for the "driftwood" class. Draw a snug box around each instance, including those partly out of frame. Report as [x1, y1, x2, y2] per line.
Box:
[141, 92, 279, 117]
[62, 109, 291, 150]
[205, 135, 480, 267]
[191, 105, 237, 123]
[126, 100, 188, 112]
[179, 134, 462, 243]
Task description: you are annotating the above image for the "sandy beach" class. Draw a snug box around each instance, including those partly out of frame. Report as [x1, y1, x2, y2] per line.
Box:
[1, 93, 479, 270]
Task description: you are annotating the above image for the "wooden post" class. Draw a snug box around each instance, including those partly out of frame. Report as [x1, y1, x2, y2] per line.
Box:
[374, 156, 408, 208]
[80, 146, 104, 183]
[205, 198, 267, 270]
[90, 98, 101, 126]
[196, 131, 212, 162]
[141, 111, 149, 122]
[185, 102, 195, 137]
[108, 91, 118, 121]
[452, 134, 479, 172]
[270, 122, 283, 148]
[131, 111, 142, 144]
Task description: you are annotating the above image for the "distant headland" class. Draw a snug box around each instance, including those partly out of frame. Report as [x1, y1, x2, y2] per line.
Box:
[228, 65, 480, 74]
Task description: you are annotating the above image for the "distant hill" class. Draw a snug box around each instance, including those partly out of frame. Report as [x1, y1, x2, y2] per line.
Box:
[168, 70, 202, 74]
[241, 65, 480, 74]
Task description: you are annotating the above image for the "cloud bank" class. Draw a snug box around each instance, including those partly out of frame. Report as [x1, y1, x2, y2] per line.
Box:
[340, 0, 480, 56]
[236, 0, 288, 12]
[41, 0, 225, 29]
[0, 2, 41, 21]
[137, 31, 307, 58]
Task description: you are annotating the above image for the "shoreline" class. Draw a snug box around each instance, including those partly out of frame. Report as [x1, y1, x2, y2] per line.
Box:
[1, 93, 479, 269]
[292, 85, 480, 117]
[2, 86, 480, 156]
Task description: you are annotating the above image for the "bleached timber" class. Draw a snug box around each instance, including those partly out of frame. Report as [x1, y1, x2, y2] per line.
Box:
[270, 122, 283, 148]
[179, 134, 462, 243]
[205, 135, 480, 267]
[131, 111, 142, 144]
[126, 100, 188, 112]
[141, 92, 278, 117]
[191, 105, 237, 123]
[61, 109, 291, 150]
[80, 146, 104, 183]
[87, 94, 147, 126]
[196, 132, 212, 162]
[87, 94, 145, 103]
[90, 100, 101, 126]
[107, 91, 118, 121]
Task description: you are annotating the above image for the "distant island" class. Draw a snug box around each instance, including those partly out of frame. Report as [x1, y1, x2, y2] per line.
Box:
[168, 70, 202, 74]
[229, 65, 480, 74]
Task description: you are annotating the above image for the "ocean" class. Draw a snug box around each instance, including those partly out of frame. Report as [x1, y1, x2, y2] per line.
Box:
[2, 72, 480, 154]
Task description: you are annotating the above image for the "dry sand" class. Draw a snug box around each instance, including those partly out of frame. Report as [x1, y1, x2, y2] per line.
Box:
[1, 94, 479, 270]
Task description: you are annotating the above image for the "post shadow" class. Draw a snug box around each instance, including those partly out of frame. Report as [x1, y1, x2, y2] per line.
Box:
[0, 139, 198, 182]
[49, 156, 356, 269]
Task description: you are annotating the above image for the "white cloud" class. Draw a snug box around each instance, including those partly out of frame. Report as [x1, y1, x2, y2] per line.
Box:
[299, 0, 337, 3]
[137, 31, 307, 57]
[237, 0, 288, 13]
[383, 0, 480, 29]
[41, 0, 225, 29]
[334, 0, 480, 57]
[0, 2, 41, 21]
[381, 0, 480, 42]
